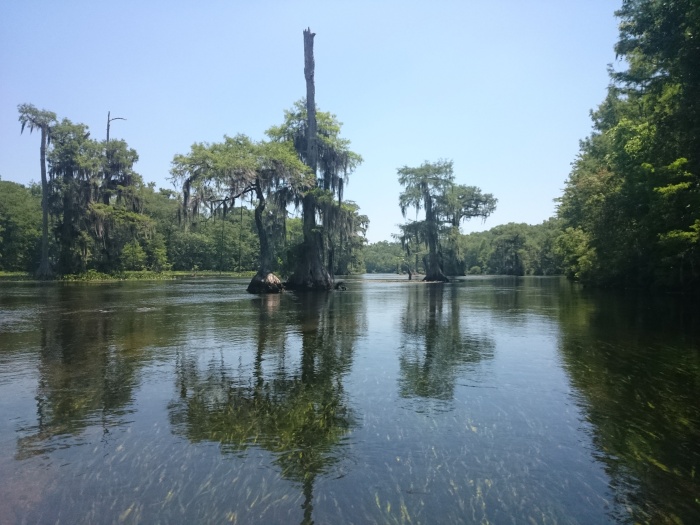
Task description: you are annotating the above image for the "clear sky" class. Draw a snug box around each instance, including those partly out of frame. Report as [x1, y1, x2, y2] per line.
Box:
[0, 1, 621, 243]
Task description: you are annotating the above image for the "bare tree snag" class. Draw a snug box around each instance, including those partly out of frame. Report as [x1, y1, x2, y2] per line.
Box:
[287, 27, 333, 291]
[304, 28, 318, 174]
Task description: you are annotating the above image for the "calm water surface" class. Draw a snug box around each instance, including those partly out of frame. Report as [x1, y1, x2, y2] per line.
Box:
[0, 276, 698, 524]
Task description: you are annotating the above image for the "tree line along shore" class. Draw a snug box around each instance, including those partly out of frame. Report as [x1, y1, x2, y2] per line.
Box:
[3, 3, 699, 292]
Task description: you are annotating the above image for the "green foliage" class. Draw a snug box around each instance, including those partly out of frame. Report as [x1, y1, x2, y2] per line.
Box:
[48, 119, 100, 274]
[89, 202, 154, 273]
[18, 104, 57, 137]
[556, 0, 700, 290]
[168, 230, 215, 272]
[163, 209, 260, 273]
[364, 241, 412, 274]
[121, 240, 147, 271]
[363, 221, 563, 278]
[528, 218, 565, 276]
[554, 227, 596, 281]
[267, 100, 364, 287]
[458, 221, 564, 276]
[397, 160, 496, 280]
[60, 269, 113, 281]
[0, 180, 42, 271]
[483, 223, 527, 276]
[202, 211, 259, 272]
[32, 115, 155, 276]
[266, 100, 362, 197]
[9, 104, 365, 281]
[145, 233, 171, 272]
[331, 201, 368, 275]
[141, 186, 179, 271]
[170, 133, 313, 281]
[277, 217, 304, 277]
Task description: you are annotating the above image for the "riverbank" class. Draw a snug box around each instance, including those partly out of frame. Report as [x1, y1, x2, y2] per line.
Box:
[0, 270, 257, 283]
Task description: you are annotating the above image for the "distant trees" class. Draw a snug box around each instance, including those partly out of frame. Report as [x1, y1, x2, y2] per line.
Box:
[332, 201, 369, 275]
[366, 220, 563, 277]
[364, 241, 412, 274]
[0, 180, 41, 272]
[460, 220, 563, 276]
[397, 160, 496, 281]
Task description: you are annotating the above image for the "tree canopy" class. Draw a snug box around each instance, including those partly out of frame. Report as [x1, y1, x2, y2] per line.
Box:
[8, 102, 369, 282]
[556, 0, 700, 290]
[397, 160, 496, 281]
[170, 133, 312, 292]
[268, 100, 363, 290]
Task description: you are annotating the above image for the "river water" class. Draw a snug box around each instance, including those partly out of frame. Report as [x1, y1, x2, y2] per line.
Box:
[0, 276, 698, 524]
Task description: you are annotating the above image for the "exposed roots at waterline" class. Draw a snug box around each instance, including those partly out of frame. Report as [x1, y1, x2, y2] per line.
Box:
[247, 271, 284, 294]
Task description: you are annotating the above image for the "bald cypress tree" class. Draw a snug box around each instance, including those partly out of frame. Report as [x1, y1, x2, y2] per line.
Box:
[285, 28, 332, 290]
[18, 103, 57, 279]
[398, 160, 496, 282]
[280, 29, 363, 290]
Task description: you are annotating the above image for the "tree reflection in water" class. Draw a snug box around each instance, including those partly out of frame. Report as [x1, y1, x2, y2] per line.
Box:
[399, 284, 494, 402]
[16, 285, 149, 460]
[169, 292, 362, 525]
[557, 289, 700, 524]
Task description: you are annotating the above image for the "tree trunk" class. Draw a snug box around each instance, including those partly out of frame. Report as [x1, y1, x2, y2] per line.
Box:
[37, 126, 52, 279]
[304, 28, 318, 175]
[286, 194, 331, 291]
[58, 178, 75, 275]
[247, 184, 284, 294]
[287, 28, 332, 291]
[423, 197, 448, 282]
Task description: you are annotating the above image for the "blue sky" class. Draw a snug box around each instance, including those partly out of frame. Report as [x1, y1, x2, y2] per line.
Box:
[0, 1, 620, 243]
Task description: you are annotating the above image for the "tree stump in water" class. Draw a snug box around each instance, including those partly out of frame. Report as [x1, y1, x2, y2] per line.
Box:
[423, 272, 449, 283]
[247, 271, 284, 294]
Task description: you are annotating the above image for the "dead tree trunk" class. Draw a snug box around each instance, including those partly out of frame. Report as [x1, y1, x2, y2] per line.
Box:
[286, 27, 332, 291]
[304, 28, 318, 175]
